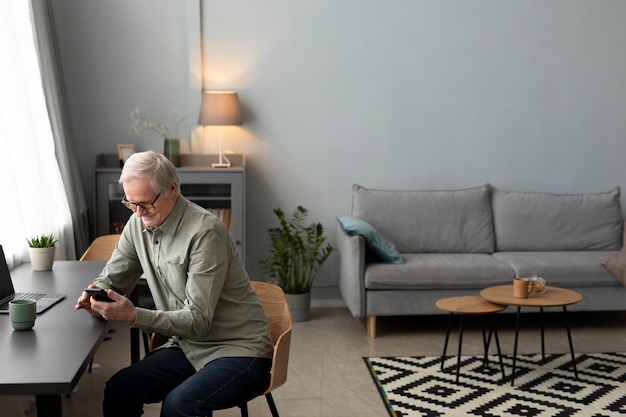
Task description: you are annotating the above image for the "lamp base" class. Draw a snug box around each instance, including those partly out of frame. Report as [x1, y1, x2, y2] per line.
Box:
[212, 152, 231, 168]
[211, 162, 231, 168]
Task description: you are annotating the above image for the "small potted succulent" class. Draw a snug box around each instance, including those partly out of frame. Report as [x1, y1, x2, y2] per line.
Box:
[26, 234, 57, 271]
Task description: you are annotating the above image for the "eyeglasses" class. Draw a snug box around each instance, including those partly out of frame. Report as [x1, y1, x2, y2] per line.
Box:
[121, 193, 161, 212]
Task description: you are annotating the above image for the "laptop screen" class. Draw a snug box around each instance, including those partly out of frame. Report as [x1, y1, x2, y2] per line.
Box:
[0, 246, 17, 301]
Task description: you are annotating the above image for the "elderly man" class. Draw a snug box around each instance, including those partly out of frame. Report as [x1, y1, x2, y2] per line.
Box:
[76, 151, 273, 417]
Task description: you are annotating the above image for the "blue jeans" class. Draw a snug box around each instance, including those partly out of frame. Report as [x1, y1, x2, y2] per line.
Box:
[103, 347, 272, 417]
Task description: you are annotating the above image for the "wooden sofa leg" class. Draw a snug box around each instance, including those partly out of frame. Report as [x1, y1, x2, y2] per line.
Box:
[367, 316, 376, 338]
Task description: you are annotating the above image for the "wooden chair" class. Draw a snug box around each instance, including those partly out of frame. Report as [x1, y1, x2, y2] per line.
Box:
[79, 234, 121, 261]
[239, 281, 292, 417]
[150, 281, 293, 417]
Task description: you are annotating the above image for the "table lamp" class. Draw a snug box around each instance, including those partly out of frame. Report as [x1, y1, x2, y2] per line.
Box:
[198, 91, 242, 168]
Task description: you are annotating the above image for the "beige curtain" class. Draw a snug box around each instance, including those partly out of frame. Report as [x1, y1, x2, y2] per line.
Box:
[29, 0, 90, 258]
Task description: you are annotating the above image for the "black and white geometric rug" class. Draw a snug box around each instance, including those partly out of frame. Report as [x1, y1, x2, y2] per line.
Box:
[364, 352, 626, 417]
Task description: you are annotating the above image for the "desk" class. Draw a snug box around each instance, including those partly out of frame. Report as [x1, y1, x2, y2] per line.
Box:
[0, 261, 109, 417]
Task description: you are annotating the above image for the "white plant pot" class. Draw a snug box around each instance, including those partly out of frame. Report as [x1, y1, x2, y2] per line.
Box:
[285, 292, 311, 322]
[29, 247, 56, 271]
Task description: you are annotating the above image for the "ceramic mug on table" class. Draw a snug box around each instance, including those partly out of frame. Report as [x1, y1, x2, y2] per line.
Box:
[513, 278, 534, 298]
[9, 299, 37, 330]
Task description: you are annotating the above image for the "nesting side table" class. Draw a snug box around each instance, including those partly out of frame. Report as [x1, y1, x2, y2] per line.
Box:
[435, 296, 507, 383]
[480, 285, 583, 385]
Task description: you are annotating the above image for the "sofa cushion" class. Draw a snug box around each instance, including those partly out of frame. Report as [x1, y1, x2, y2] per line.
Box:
[336, 216, 404, 264]
[492, 187, 623, 251]
[493, 251, 619, 287]
[364, 253, 514, 290]
[351, 184, 494, 253]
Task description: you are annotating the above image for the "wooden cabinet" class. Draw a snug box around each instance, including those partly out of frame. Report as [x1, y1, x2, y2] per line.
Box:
[94, 154, 246, 262]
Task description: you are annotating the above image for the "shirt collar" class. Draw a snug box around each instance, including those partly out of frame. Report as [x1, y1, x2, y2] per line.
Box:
[142, 196, 186, 236]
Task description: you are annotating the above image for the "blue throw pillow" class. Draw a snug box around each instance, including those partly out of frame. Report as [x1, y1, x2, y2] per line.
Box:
[336, 216, 404, 264]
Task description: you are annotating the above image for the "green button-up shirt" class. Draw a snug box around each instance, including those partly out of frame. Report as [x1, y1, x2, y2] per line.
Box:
[93, 196, 273, 371]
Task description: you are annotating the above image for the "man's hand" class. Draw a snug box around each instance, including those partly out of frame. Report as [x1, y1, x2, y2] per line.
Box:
[75, 284, 101, 317]
[76, 286, 137, 325]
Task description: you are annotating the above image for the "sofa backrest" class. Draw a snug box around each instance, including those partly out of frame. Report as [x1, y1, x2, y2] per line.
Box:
[351, 184, 494, 253]
[492, 187, 624, 251]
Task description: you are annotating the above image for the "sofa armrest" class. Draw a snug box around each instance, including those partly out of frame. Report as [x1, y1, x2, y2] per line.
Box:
[337, 222, 367, 317]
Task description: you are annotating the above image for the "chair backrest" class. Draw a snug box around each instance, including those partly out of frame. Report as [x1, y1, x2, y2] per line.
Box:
[79, 234, 121, 261]
[250, 281, 293, 393]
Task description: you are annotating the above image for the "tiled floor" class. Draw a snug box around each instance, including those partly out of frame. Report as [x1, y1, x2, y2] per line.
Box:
[26, 306, 626, 416]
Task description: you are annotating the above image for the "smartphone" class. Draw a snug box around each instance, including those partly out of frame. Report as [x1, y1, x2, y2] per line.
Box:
[84, 288, 114, 302]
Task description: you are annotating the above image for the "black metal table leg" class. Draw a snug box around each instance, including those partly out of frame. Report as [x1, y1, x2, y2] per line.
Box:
[511, 306, 521, 385]
[563, 306, 579, 379]
[440, 313, 453, 370]
[455, 315, 464, 383]
[482, 317, 490, 367]
[491, 314, 506, 383]
[482, 314, 506, 383]
[539, 307, 546, 363]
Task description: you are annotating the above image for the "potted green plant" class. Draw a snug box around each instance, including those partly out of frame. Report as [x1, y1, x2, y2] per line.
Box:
[260, 206, 334, 321]
[26, 234, 58, 271]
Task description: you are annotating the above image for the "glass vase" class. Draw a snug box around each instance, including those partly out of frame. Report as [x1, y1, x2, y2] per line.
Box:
[163, 138, 181, 167]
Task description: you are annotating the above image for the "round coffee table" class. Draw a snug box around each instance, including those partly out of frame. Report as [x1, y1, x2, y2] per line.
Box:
[435, 296, 507, 383]
[480, 285, 582, 385]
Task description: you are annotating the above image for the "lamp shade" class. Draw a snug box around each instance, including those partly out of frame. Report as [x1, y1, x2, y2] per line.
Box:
[198, 91, 242, 126]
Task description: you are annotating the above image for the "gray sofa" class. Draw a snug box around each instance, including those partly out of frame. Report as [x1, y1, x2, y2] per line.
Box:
[337, 184, 626, 338]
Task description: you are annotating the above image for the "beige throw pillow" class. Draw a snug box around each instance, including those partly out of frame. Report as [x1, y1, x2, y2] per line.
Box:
[604, 249, 626, 286]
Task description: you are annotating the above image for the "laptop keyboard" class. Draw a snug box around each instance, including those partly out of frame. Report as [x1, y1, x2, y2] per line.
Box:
[13, 292, 45, 301]
[0, 292, 45, 311]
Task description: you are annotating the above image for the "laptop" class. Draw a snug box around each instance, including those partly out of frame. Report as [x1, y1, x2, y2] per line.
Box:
[0, 245, 66, 314]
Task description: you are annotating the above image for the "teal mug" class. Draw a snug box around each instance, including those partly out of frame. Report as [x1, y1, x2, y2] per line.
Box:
[9, 299, 37, 330]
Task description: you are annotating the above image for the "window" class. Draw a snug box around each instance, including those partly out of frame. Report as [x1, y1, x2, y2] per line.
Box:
[0, 1, 73, 267]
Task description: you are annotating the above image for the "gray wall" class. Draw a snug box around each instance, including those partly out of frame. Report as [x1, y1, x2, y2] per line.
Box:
[51, 0, 626, 300]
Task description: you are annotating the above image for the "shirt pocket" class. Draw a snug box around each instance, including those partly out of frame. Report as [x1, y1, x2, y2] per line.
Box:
[160, 259, 189, 308]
